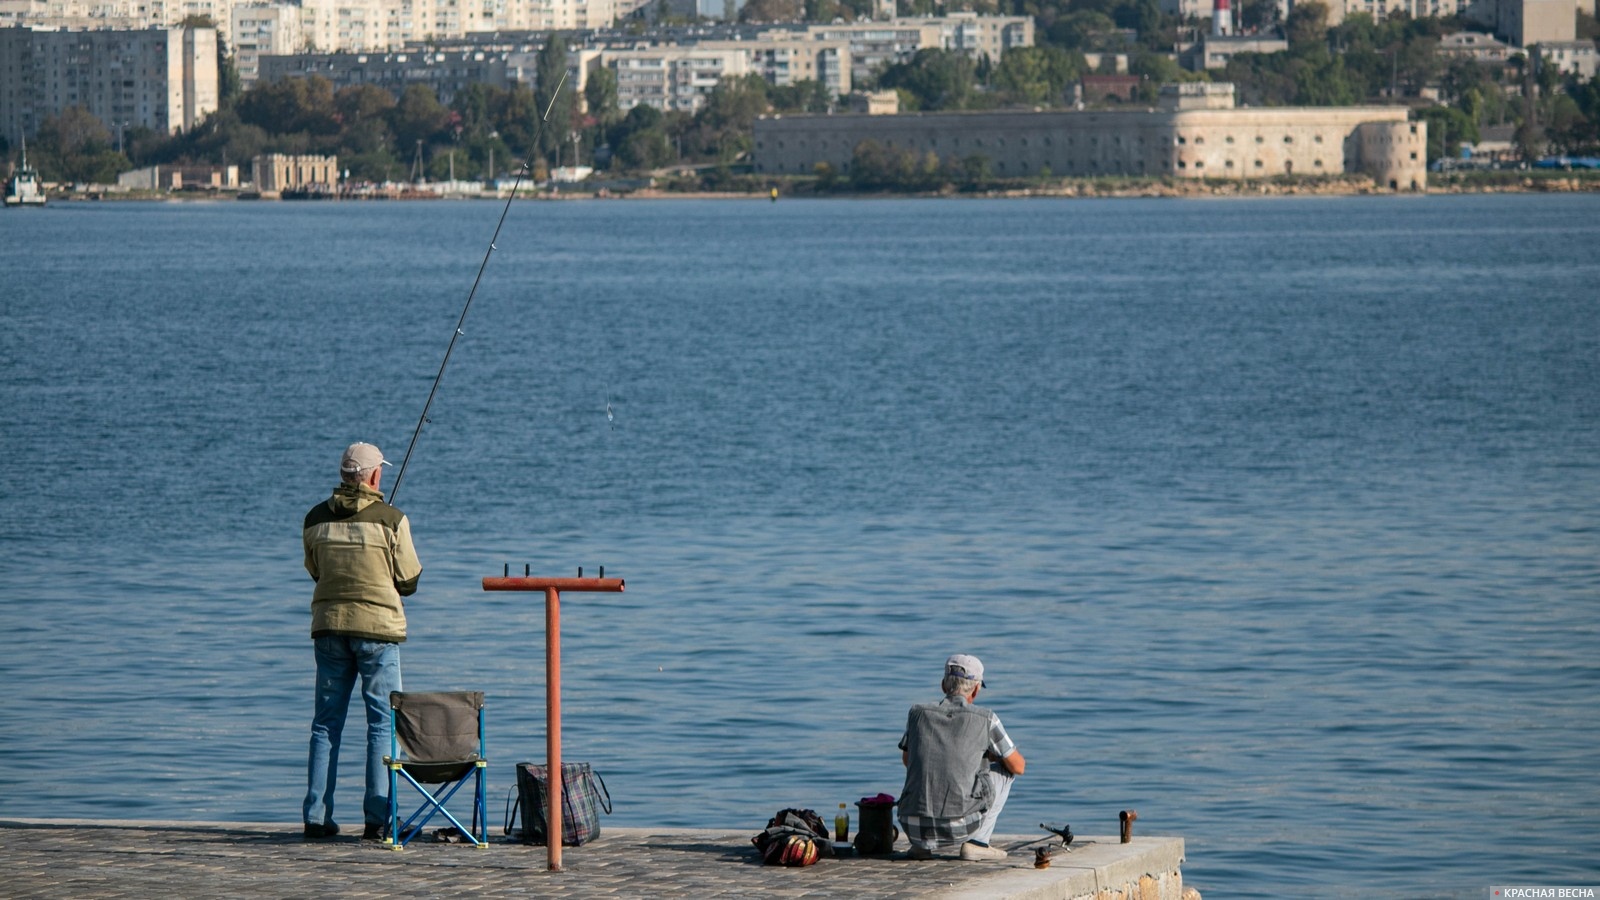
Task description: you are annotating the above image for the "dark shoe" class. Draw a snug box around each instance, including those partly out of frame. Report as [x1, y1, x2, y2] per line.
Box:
[363, 822, 388, 841]
[907, 844, 935, 860]
[302, 822, 339, 840]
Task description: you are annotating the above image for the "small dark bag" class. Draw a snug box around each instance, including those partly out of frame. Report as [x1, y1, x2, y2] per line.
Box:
[505, 761, 612, 846]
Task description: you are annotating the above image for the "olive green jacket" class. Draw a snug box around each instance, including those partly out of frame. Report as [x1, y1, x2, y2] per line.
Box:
[303, 482, 422, 643]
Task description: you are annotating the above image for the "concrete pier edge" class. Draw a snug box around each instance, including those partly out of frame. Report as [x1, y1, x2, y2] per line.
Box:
[1, 818, 1186, 899]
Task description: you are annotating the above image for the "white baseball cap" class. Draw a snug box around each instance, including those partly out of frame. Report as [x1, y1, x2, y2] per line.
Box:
[945, 654, 986, 687]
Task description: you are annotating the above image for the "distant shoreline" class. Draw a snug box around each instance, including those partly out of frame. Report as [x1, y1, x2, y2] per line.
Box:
[34, 173, 1600, 204]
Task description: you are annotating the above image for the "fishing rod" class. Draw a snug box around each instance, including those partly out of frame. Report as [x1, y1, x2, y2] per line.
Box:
[387, 69, 568, 506]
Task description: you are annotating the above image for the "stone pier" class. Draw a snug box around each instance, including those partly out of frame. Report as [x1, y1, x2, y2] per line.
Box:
[1, 818, 1188, 899]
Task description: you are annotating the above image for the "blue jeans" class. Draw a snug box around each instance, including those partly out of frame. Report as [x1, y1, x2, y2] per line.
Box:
[304, 636, 401, 828]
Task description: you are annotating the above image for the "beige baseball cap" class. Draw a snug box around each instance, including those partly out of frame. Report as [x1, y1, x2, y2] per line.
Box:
[945, 654, 986, 687]
[339, 442, 391, 475]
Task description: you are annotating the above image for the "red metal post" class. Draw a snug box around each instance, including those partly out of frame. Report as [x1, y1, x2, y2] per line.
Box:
[483, 575, 624, 872]
[546, 586, 562, 867]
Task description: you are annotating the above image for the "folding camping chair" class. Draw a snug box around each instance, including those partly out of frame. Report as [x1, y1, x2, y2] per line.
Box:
[385, 690, 488, 849]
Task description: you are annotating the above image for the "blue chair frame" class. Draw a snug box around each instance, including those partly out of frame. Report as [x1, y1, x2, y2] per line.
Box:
[385, 691, 488, 849]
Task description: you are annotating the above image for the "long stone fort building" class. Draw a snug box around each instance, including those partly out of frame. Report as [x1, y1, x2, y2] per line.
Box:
[753, 84, 1428, 191]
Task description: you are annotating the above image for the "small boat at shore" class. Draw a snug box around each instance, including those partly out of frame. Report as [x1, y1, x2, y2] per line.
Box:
[5, 136, 46, 207]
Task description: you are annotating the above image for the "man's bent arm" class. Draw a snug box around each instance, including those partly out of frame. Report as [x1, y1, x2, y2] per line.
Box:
[1000, 749, 1025, 776]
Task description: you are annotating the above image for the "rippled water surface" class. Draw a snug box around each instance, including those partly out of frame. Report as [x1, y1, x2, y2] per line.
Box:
[1, 195, 1597, 897]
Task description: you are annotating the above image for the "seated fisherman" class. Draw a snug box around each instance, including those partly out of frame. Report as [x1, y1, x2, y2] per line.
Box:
[898, 654, 1025, 861]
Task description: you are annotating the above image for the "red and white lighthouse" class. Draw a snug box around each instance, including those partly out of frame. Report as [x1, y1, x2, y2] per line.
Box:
[1212, 0, 1233, 36]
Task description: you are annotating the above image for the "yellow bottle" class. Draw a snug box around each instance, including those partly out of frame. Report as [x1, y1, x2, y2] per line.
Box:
[835, 803, 849, 842]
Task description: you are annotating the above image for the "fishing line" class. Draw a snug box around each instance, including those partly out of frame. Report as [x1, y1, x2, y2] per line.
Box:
[388, 70, 569, 506]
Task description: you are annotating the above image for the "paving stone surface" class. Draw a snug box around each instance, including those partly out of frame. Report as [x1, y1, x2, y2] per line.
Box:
[0, 820, 1179, 899]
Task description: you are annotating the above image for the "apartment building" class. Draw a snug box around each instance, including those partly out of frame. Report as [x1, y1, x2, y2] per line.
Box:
[1329, 0, 1463, 24]
[0, 0, 619, 54]
[1496, 0, 1576, 46]
[0, 0, 232, 39]
[230, 1, 298, 84]
[1535, 39, 1599, 75]
[698, 31, 852, 94]
[259, 47, 518, 102]
[0, 24, 217, 138]
[808, 15, 1032, 85]
[601, 44, 749, 112]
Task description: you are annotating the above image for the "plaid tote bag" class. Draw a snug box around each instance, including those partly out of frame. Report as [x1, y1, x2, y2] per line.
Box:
[507, 762, 612, 846]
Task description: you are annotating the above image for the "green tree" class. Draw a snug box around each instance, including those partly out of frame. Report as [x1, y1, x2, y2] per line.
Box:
[1580, 11, 1600, 40]
[1044, 10, 1119, 51]
[877, 49, 978, 111]
[617, 127, 673, 169]
[33, 106, 126, 182]
[951, 153, 993, 184]
[739, 0, 803, 21]
[1237, 0, 1282, 32]
[1286, 1, 1330, 52]
[236, 76, 339, 136]
[334, 84, 397, 157]
[585, 67, 621, 125]
[769, 79, 831, 113]
[534, 35, 576, 162]
[1419, 104, 1479, 160]
[993, 46, 1084, 106]
[390, 84, 450, 153]
[450, 83, 500, 139]
[849, 139, 940, 190]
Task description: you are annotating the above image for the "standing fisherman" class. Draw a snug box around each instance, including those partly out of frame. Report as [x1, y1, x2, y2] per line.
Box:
[301, 442, 423, 840]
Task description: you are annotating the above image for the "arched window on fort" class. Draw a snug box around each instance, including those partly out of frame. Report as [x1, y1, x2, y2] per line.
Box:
[1314, 134, 1323, 143]
[1195, 136, 1204, 144]
[1283, 135, 1293, 143]
[1226, 135, 1235, 143]
[1255, 135, 1264, 143]
[1176, 135, 1186, 144]
[1226, 160, 1234, 168]
[1314, 159, 1323, 167]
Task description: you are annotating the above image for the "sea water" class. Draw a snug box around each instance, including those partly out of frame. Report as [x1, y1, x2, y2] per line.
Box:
[1, 195, 1596, 897]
